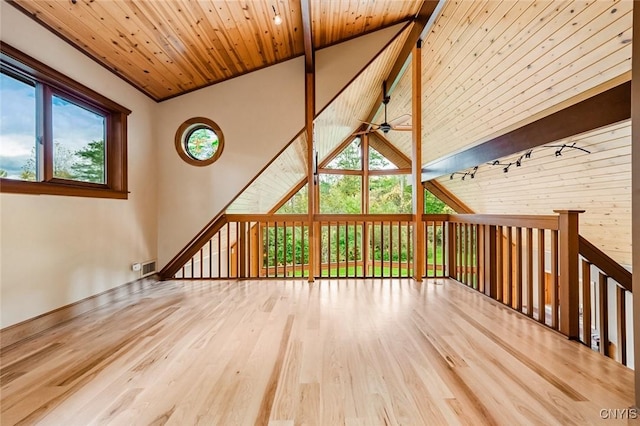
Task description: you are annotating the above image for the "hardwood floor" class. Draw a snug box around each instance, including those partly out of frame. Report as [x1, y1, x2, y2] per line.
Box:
[0, 278, 634, 425]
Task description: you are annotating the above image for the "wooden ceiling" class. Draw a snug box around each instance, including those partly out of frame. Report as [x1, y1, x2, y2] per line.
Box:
[381, 0, 633, 163]
[9, 0, 422, 101]
[435, 120, 632, 266]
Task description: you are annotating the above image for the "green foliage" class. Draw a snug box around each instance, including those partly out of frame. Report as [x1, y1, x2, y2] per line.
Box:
[425, 189, 454, 214]
[326, 139, 361, 169]
[19, 140, 105, 183]
[319, 174, 361, 213]
[70, 140, 105, 183]
[187, 128, 219, 160]
[268, 140, 455, 273]
[0, 169, 7, 178]
[369, 175, 411, 214]
[277, 185, 308, 214]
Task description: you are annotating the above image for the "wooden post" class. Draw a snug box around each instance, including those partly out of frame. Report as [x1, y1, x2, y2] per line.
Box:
[483, 224, 497, 298]
[305, 72, 316, 282]
[554, 209, 584, 339]
[632, 0, 640, 408]
[238, 221, 246, 278]
[301, 0, 316, 282]
[412, 41, 424, 281]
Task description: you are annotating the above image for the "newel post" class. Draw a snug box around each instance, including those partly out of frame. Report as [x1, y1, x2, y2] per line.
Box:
[554, 209, 585, 339]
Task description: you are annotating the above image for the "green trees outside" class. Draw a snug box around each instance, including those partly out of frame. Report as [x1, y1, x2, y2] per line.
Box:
[19, 140, 104, 183]
[266, 141, 453, 276]
[71, 140, 105, 183]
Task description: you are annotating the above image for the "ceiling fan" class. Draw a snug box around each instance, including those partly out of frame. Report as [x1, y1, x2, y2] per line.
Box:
[354, 87, 412, 136]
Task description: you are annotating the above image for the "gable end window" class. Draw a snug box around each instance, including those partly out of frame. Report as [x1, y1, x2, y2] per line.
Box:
[0, 43, 130, 199]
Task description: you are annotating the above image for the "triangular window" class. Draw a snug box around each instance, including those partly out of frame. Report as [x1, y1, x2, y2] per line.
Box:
[325, 138, 361, 170]
[276, 184, 308, 214]
[369, 145, 398, 170]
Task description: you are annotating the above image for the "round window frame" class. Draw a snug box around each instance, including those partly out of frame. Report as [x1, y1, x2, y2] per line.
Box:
[175, 117, 224, 166]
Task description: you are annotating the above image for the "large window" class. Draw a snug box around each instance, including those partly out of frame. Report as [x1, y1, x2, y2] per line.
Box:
[316, 134, 412, 215]
[0, 44, 130, 198]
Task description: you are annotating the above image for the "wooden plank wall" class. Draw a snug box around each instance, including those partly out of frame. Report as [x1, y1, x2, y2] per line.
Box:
[436, 121, 632, 266]
[382, 0, 633, 163]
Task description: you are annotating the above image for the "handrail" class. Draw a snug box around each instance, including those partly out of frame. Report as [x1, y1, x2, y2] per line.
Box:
[225, 213, 309, 223]
[315, 213, 413, 222]
[578, 235, 632, 292]
[159, 213, 228, 279]
[421, 213, 450, 222]
[448, 214, 559, 230]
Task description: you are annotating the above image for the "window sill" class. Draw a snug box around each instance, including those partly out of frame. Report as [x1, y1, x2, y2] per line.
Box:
[0, 179, 128, 199]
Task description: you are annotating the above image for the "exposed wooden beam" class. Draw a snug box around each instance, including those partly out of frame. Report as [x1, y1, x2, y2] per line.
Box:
[300, 0, 314, 73]
[305, 71, 316, 281]
[631, 0, 640, 408]
[422, 81, 632, 181]
[364, 0, 442, 124]
[423, 181, 474, 214]
[412, 41, 424, 282]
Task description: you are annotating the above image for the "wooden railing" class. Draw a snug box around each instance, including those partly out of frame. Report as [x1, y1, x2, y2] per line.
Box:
[163, 210, 632, 366]
[422, 214, 449, 278]
[446, 213, 565, 332]
[578, 236, 632, 366]
[172, 214, 419, 280]
[315, 214, 414, 278]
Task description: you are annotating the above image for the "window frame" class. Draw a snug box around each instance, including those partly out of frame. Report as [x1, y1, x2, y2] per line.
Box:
[175, 117, 224, 167]
[0, 43, 130, 199]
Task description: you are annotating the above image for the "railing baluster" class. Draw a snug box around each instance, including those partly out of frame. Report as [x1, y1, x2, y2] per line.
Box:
[475, 224, 480, 291]
[457, 224, 462, 282]
[581, 259, 592, 348]
[218, 229, 222, 278]
[208, 239, 212, 278]
[537, 229, 545, 324]
[227, 223, 232, 278]
[505, 226, 513, 306]
[526, 228, 533, 317]
[551, 230, 559, 329]
[598, 273, 609, 357]
[432, 221, 444, 277]
[515, 227, 523, 312]
[616, 285, 627, 365]
[496, 226, 503, 303]
[467, 223, 472, 286]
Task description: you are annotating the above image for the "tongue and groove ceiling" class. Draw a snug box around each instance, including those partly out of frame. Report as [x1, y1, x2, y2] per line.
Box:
[9, 0, 423, 101]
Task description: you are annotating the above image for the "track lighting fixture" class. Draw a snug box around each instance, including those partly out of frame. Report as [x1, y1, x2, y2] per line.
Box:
[454, 144, 587, 182]
[450, 165, 479, 181]
[544, 142, 591, 157]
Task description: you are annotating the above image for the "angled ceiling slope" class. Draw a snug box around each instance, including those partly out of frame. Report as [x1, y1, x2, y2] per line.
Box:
[9, 0, 423, 101]
[228, 25, 412, 214]
[380, 0, 633, 166]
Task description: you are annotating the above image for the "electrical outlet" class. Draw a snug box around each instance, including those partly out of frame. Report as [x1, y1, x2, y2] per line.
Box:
[132, 263, 141, 272]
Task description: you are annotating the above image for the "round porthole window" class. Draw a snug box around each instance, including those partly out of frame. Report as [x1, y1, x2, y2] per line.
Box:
[175, 117, 224, 166]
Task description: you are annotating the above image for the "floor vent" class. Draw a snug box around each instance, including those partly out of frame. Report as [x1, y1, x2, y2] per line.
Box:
[141, 260, 157, 277]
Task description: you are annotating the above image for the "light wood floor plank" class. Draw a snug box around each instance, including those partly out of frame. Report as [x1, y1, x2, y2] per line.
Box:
[0, 279, 634, 425]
